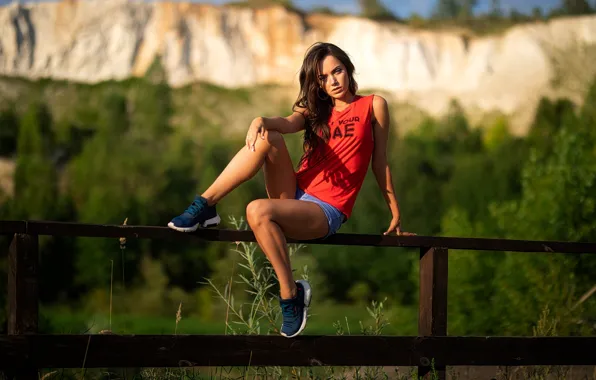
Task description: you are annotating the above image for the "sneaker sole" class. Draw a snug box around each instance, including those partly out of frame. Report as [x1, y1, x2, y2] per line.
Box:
[281, 279, 312, 338]
[167, 214, 221, 232]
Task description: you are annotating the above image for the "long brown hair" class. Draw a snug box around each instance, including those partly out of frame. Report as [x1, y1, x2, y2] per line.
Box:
[293, 42, 358, 167]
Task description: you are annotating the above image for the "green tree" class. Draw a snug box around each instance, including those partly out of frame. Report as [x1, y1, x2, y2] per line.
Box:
[527, 98, 576, 157]
[131, 58, 172, 138]
[0, 107, 18, 156]
[12, 102, 58, 220]
[532, 6, 544, 19]
[433, 0, 477, 19]
[67, 82, 216, 297]
[433, 0, 459, 18]
[486, 80, 596, 335]
[443, 207, 505, 334]
[442, 83, 596, 335]
[359, 0, 399, 21]
[560, 0, 592, 15]
[508, 9, 528, 21]
[246, 0, 294, 8]
[458, 0, 477, 19]
[489, 0, 503, 18]
[68, 92, 134, 290]
[439, 119, 528, 335]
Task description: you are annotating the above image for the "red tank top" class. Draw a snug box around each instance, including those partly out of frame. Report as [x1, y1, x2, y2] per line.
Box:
[295, 94, 375, 220]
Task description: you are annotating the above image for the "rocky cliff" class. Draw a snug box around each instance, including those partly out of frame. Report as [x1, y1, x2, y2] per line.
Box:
[1, 0, 596, 128]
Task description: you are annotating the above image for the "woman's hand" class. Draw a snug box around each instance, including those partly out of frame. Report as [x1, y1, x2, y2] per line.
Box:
[384, 217, 416, 236]
[246, 117, 266, 152]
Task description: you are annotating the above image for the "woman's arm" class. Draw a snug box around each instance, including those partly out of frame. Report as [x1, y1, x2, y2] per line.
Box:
[263, 109, 307, 134]
[371, 95, 412, 236]
[246, 108, 307, 151]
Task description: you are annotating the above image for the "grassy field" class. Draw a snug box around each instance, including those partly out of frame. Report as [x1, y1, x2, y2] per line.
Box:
[42, 300, 418, 336]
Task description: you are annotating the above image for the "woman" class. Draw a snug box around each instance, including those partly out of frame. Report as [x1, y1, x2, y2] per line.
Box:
[168, 42, 413, 338]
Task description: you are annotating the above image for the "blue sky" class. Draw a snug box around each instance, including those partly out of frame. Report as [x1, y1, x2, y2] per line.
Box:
[196, 0, 561, 17]
[292, 0, 561, 18]
[0, 0, 562, 17]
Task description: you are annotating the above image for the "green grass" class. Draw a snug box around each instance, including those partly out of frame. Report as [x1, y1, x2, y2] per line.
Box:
[41, 301, 411, 335]
[40, 217, 418, 338]
[42, 309, 224, 335]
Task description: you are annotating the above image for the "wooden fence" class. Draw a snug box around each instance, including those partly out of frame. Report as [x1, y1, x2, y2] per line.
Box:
[1, 220, 596, 379]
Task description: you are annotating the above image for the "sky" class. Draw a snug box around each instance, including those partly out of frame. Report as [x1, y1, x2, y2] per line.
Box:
[0, 0, 563, 17]
[188, 0, 563, 17]
[284, 0, 561, 18]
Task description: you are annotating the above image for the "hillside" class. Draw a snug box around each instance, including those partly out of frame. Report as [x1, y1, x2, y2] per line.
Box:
[1, 0, 596, 133]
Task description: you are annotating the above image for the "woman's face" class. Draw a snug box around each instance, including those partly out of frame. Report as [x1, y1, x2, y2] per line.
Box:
[317, 54, 351, 101]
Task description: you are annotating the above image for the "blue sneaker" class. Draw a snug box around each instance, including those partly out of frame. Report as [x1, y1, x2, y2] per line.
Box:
[280, 280, 311, 338]
[168, 195, 221, 232]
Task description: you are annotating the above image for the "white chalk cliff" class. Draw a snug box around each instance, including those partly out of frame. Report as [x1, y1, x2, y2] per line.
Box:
[1, 0, 596, 124]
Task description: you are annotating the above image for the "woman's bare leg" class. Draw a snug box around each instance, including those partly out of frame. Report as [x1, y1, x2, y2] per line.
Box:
[246, 198, 328, 299]
[263, 136, 296, 200]
[201, 129, 321, 301]
[201, 130, 295, 205]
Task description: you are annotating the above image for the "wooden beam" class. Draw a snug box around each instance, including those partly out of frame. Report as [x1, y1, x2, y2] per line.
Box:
[7, 234, 39, 380]
[0, 335, 595, 369]
[10, 220, 595, 254]
[418, 247, 448, 379]
[8, 234, 39, 335]
[0, 221, 26, 235]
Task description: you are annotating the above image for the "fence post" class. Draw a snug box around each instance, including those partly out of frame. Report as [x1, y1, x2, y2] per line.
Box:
[7, 233, 39, 379]
[418, 247, 448, 380]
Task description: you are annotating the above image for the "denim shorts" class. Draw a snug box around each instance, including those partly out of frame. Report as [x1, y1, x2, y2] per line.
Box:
[295, 187, 345, 238]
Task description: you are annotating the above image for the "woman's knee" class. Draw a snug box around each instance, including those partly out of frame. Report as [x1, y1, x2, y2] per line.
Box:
[246, 199, 274, 227]
[261, 130, 285, 151]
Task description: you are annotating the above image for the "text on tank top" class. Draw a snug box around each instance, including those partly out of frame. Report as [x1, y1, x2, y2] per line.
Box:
[295, 94, 375, 220]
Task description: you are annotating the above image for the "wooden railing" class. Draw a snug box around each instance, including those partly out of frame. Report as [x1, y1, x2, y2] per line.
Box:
[1, 220, 596, 379]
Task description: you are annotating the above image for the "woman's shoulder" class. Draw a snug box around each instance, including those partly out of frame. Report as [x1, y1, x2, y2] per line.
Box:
[356, 93, 387, 109]
[359, 93, 385, 103]
[292, 104, 310, 119]
[355, 93, 387, 114]
[362, 94, 389, 124]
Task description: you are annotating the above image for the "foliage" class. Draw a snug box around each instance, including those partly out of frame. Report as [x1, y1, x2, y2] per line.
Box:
[1, 65, 595, 339]
[0, 106, 18, 156]
[358, 0, 399, 21]
[432, 0, 477, 20]
[200, 216, 411, 380]
[446, 81, 596, 336]
[558, 0, 592, 15]
[404, 0, 594, 36]
[486, 79, 596, 336]
[11, 102, 58, 220]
